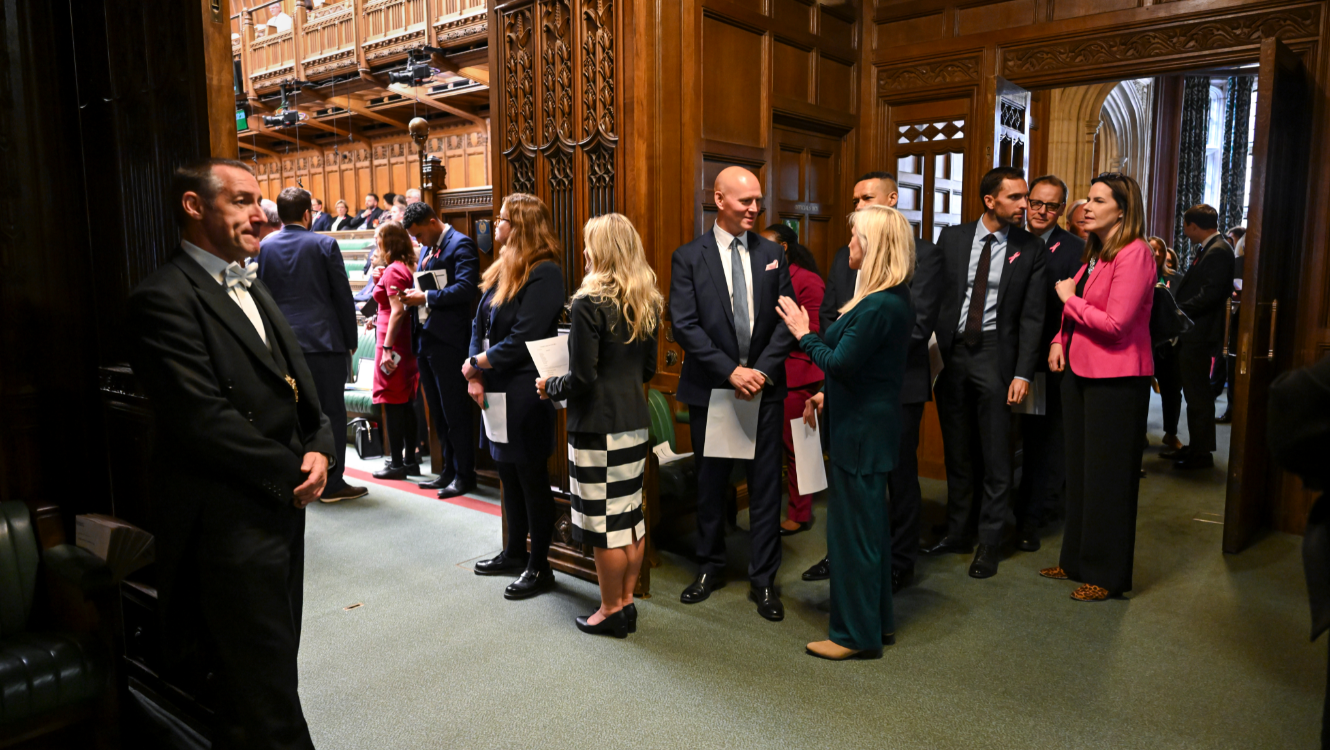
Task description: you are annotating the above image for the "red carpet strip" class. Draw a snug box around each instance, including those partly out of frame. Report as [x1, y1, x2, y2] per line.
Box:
[343, 467, 501, 516]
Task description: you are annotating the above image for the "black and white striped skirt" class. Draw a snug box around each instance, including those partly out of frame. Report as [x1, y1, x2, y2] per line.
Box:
[568, 428, 649, 549]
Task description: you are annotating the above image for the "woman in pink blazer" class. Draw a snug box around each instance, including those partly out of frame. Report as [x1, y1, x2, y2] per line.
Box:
[1041, 172, 1155, 602]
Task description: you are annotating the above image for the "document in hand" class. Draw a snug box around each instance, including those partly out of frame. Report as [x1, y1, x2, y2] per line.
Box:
[928, 332, 944, 387]
[525, 334, 570, 409]
[703, 389, 763, 460]
[1010, 372, 1046, 416]
[790, 416, 828, 495]
[414, 270, 447, 322]
[482, 392, 508, 443]
[653, 442, 693, 465]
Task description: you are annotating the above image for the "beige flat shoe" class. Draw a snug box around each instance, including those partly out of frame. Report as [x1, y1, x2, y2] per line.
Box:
[805, 640, 882, 660]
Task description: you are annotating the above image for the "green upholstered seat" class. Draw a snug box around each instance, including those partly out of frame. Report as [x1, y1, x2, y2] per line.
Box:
[646, 390, 696, 517]
[345, 329, 379, 418]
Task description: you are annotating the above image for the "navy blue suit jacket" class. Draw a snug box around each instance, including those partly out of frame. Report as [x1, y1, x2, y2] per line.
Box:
[256, 224, 358, 354]
[414, 225, 480, 352]
[668, 230, 797, 406]
[311, 212, 333, 232]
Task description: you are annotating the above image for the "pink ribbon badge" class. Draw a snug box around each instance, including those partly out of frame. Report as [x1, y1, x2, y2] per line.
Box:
[1049, 242, 1061, 253]
[1008, 252, 1021, 264]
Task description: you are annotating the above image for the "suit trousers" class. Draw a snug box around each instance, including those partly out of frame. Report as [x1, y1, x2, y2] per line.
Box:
[304, 352, 349, 493]
[782, 383, 821, 523]
[1178, 341, 1218, 453]
[935, 334, 1013, 546]
[1059, 372, 1150, 593]
[1154, 343, 1183, 436]
[689, 394, 784, 587]
[829, 464, 894, 651]
[1016, 370, 1065, 530]
[496, 460, 555, 571]
[887, 402, 924, 572]
[417, 339, 476, 484]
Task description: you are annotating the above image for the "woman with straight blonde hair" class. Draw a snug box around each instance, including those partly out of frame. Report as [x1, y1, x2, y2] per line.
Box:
[537, 213, 662, 637]
[464, 193, 567, 600]
[775, 205, 915, 660]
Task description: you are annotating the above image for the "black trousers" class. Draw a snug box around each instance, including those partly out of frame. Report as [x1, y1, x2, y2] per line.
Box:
[418, 339, 476, 484]
[1059, 372, 1150, 593]
[383, 402, 419, 466]
[935, 334, 1013, 547]
[887, 402, 924, 572]
[1016, 370, 1065, 530]
[1154, 343, 1183, 436]
[689, 394, 784, 587]
[304, 352, 349, 492]
[1178, 340, 1218, 453]
[496, 460, 555, 571]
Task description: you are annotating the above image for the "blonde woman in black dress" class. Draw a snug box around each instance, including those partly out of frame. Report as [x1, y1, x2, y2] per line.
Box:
[537, 213, 661, 638]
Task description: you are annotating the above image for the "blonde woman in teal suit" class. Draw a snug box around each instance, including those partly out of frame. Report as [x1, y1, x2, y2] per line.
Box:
[776, 205, 915, 660]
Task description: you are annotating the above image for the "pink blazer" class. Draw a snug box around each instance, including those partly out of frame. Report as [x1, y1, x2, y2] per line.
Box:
[1057, 238, 1155, 379]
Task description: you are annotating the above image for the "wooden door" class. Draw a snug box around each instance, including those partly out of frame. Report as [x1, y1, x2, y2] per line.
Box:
[993, 77, 1032, 173]
[1223, 39, 1312, 553]
[772, 127, 844, 277]
[889, 98, 969, 243]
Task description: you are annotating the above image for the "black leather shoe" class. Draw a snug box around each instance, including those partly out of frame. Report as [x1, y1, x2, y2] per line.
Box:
[417, 475, 453, 490]
[1016, 527, 1041, 552]
[373, 463, 408, 480]
[403, 459, 422, 475]
[779, 521, 811, 537]
[437, 478, 476, 499]
[802, 557, 830, 581]
[1216, 411, 1232, 424]
[922, 535, 974, 555]
[624, 602, 637, 633]
[1173, 452, 1215, 470]
[575, 609, 629, 638]
[1159, 444, 1190, 461]
[968, 544, 999, 578]
[680, 572, 725, 604]
[504, 569, 556, 600]
[749, 586, 785, 622]
[473, 551, 529, 576]
[891, 567, 914, 594]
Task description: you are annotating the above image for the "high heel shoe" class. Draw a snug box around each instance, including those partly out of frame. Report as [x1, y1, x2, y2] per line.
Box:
[624, 602, 637, 633]
[575, 609, 629, 638]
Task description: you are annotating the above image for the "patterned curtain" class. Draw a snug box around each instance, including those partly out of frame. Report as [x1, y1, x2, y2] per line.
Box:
[1218, 76, 1254, 236]
[1173, 76, 1211, 269]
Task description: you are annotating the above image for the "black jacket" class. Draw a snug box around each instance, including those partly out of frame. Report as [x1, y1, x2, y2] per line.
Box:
[820, 237, 944, 405]
[1035, 225, 1087, 369]
[415, 226, 480, 352]
[1174, 234, 1236, 346]
[545, 296, 657, 434]
[935, 220, 1047, 384]
[346, 206, 383, 230]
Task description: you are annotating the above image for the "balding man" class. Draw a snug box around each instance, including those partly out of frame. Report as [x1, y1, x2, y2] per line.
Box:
[670, 166, 797, 621]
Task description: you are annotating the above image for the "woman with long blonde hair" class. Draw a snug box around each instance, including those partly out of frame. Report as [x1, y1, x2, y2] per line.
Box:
[775, 204, 915, 660]
[463, 193, 567, 599]
[537, 213, 662, 637]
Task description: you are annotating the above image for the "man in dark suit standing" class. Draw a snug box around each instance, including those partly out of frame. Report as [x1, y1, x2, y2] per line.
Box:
[1165, 204, 1235, 470]
[346, 192, 383, 229]
[257, 187, 365, 502]
[399, 201, 480, 498]
[1014, 175, 1085, 551]
[670, 165, 797, 621]
[923, 166, 1046, 579]
[126, 159, 334, 750]
[309, 197, 333, 232]
[799, 171, 944, 593]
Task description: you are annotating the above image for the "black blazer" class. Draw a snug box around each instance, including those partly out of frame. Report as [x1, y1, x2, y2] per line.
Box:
[126, 249, 335, 507]
[414, 225, 480, 352]
[346, 206, 383, 230]
[311, 212, 333, 232]
[935, 220, 1047, 384]
[1175, 234, 1236, 346]
[545, 296, 657, 434]
[819, 237, 944, 405]
[256, 225, 358, 354]
[329, 215, 354, 232]
[668, 230, 796, 405]
[1035, 225, 1087, 370]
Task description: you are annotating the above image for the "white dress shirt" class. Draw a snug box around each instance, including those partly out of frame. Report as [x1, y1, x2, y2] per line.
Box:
[957, 222, 1008, 334]
[181, 240, 269, 350]
[711, 222, 756, 342]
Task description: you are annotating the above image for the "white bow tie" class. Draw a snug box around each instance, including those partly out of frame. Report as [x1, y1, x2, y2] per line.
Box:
[225, 262, 258, 290]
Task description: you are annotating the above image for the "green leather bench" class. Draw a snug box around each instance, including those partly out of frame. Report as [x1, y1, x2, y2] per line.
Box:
[647, 389, 697, 520]
[345, 329, 377, 419]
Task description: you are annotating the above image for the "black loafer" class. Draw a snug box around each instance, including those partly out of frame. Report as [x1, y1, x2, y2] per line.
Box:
[779, 521, 811, 537]
[504, 569, 556, 600]
[680, 572, 725, 604]
[749, 586, 784, 622]
[1216, 411, 1232, 424]
[575, 609, 629, 638]
[801, 557, 830, 581]
[1159, 445, 1190, 461]
[1173, 452, 1215, 470]
[474, 551, 529, 577]
[1016, 528, 1041, 552]
[417, 475, 454, 490]
[891, 567, 914, 594]
[372, 464, 408, 480]
[624, 602, 637, 633]
[968, 544, 1000, 579]
[922, 535, 974, 555]
[437, 478, 476, 499]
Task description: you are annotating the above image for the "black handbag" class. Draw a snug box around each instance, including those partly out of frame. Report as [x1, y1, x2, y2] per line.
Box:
[1150, 283, 1193, 346]
[350, 418, 383, 459]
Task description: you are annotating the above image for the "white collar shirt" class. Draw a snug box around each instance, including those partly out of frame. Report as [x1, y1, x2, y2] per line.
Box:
[180, 240, 269, 349]
[957, 221, 1009, 334]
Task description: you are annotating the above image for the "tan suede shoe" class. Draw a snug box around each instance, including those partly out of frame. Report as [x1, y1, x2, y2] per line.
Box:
[805, 640, 882, 660]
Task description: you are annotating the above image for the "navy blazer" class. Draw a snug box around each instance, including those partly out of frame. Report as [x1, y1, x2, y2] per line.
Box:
[1175, 234, 1236, 346]
[414, 225, 480, 352]
[934, 220, 1047, 384]
[1036, 225, 1087, 369]
[668, 230, 797, 405]
[256, 224, 358, 354]
[311, 212, 333, 232]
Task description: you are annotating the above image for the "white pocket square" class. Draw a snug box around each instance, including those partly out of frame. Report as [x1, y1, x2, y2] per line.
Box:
[765, 260, 779, 271]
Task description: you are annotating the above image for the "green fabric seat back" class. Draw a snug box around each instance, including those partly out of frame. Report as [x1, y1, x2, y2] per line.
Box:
[355, 329, 376, 363]
[345, 329, 380, 417]
[0, 502, 39, 637]
[647, 389, 676, 451]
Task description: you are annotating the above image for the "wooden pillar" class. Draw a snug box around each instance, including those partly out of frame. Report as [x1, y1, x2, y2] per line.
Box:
[1150, 75, 1185, 246]
[202, 0, 239, 158]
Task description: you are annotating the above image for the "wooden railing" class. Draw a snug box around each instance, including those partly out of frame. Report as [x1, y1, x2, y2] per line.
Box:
[301, 2, 356, 78]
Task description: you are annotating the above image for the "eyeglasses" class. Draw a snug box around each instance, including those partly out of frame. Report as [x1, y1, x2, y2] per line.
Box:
[1094, 171, 1125, 181]
[492, 216, 509, 225]
[1028, 200, 1064, 212]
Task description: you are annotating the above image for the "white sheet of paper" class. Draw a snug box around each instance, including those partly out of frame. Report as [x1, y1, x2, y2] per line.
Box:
[482, 392, 508, 443]
[653, 442, 693, 465]
[525, 334, 570, 409]
[351, 358, 375, 390]
[702, 389, 763, 460]
[1010, 372, 1046, 416]
[928, 332, 944, 388]
[790, 416, 828, 495]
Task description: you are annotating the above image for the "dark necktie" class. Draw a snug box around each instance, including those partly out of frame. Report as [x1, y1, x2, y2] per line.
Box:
[963, 234, 995, 347]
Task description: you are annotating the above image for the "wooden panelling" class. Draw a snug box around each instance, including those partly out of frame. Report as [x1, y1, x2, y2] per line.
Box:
[875, 13, 946, 50]
[724, 0, 766, 14]
[773, 40, 813, 102]
[1051, 0, 1137, 21]
[818, 7, 856, 53]
[818, 55, 854, 113]
[702, 16, 766, 145]
[773, 0, 813, 32]
[777, 146, 803, 201]
[956, 0, 1035, 37]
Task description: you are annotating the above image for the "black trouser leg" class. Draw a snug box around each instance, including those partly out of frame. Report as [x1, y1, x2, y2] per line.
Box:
[497, 460, 554, 571]
[1155, 344, 1183, 436]
[418, 341, 476, 484]
[935, 357, 977, 541]
[496, 461, 530, 560]
[744, 397, 785, 588]
[888, 402, 924, 572]
[937, 336, 1012, 546]
[1016, 370, 1064, 530]
[687, 402, 731, 577]
[1178, 341, 1217, 453]
[303, 352, 349, 492]
[384, 402, 418, 466]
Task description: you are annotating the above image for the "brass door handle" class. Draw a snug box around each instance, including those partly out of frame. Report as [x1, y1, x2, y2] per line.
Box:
[665, 350, 679, 367]
[1264, 299, 1278, 360]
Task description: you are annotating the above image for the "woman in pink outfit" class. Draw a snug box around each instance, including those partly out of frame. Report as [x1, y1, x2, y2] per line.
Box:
[1041, 172, 1155, 602]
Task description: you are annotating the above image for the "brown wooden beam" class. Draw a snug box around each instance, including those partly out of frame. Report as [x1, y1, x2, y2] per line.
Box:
[386, 83, 486, 127]
[286, 106, 372, 146]
[299, 85, 411, 131]
[238, 140, 280, 157]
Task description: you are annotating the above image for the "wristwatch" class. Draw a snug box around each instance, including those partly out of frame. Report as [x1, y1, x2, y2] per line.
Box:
[469, 355, 480, 368]
[383, 345, 394, 351]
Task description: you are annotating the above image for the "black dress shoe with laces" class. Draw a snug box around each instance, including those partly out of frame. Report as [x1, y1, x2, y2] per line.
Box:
[801, 557, 830, 581]
[575, 609, 630, 638]
[680, 572, 726, 604]
[373, 463, 408, 480]
[417, 475, 454, 490]
[891, 567, 914, 594]
[968, 544, 1000, 579]
[504, 569, 556, 600]
[922, 535, 974, 555]
[437, 478, 476, 499]
[1016, 527, 1041, 552]
[749, 586, 785, 621]
[473, 551, 529, 576]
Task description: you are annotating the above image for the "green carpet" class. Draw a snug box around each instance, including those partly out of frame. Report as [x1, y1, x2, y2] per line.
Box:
[303, 394, 1323, 749]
